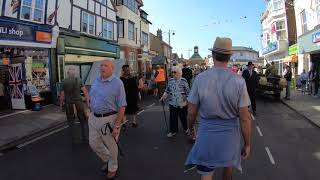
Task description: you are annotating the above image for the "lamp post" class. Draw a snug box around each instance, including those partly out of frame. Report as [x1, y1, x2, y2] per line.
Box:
[168, 30, 175, 46]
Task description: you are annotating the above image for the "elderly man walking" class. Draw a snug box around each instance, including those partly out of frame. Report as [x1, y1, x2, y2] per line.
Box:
[88, 60, 127, 179]
[60, 66, 90, 144]
[185, 37, 252, 180]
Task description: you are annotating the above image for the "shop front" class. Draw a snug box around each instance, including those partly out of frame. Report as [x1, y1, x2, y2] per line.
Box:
[0, 18, 54, 110]
[262, 40, 289, 75]
[56, 31, 119, 86]
[298, 26, 320, 74]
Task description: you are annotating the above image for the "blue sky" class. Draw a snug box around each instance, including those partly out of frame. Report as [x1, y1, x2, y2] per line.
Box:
[143, 0, 266, 59]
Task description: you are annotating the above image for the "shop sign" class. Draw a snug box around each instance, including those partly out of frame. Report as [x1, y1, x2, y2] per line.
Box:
[288, 44, 298, 56]
[0, 20, 52, 43]
[262, 41, 278, 55]
[312, 32, 320, 43]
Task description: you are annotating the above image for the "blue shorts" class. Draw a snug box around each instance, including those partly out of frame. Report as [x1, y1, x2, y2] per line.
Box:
[196, 165, 215, 175]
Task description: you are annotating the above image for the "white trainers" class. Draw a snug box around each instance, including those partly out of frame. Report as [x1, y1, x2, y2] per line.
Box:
[167, 132, 177, 138]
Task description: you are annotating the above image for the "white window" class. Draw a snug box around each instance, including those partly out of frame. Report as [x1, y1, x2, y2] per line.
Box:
[128, 21, 134, 40]
[301, 10, 308, 34]
[118, 20, 124, 38]
[142, 32, 148, 46]
[276, 20, 287, 40]
[21, 0, 45, 23]
[82, 12, 95, 35]
[103, 20, 114, 40]
[316, 0, 320, 24]
[273, 0, 283, 11]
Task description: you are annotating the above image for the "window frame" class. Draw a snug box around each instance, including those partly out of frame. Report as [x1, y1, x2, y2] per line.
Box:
[128, 20, 135, 41]
[273, 0, 283, 11]
[118, 20, 124, 38]
[20, 0, 46, 23]
[275, 20, 287, 40]
[103, 19, 114, 40]
[316, 0, 320, 24]
[300, 9, 308, 34]
[142, 31, 148, 46]
[81, 11, 96, 35]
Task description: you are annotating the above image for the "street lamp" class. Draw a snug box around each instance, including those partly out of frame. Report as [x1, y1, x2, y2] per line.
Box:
[168, 30, 175, 46]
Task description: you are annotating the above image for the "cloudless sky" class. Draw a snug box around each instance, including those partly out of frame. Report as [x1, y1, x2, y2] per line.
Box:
[143, 0, 266, 59]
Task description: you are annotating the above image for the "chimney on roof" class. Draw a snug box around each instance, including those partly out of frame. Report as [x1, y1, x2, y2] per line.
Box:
[157, 29, 163, 41]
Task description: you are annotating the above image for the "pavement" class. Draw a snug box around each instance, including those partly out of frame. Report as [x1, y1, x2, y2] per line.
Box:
[0, 95, 157, 152]
[0, 99, 319, 180]
[0, 105, 66, 151]
[281, 89, 320, 127]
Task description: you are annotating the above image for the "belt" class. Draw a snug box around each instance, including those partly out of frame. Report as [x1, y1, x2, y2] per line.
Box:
[93, 111, 117, 118]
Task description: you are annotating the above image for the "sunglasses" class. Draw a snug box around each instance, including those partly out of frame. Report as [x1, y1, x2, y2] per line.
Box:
[171, 71, 177, 74]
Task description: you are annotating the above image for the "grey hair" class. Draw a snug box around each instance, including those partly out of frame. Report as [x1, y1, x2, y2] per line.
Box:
[171, 66, 182, 77]
[67, 66, 76, 77]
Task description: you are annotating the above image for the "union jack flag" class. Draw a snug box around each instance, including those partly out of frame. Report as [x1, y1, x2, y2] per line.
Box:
[9, 64, 23, 99]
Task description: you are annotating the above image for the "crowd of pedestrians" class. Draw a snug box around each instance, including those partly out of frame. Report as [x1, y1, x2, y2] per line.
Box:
[58, 37, 256, 180]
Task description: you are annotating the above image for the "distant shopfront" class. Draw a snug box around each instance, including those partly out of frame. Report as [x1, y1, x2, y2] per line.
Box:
[298, 26, 320, 73]
[0, 18, 54, 110]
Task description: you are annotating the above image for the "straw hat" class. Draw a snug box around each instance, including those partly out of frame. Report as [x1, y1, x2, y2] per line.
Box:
[209, 37, 233, 55]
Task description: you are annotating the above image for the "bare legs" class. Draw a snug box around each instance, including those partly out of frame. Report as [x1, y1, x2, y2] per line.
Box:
[200, 167, 232, 180]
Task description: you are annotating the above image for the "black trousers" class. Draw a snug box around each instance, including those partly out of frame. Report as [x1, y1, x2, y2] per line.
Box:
[249, 92, 256, 112]
[65, 102, 88, 142]
[169, 105, 188, 133]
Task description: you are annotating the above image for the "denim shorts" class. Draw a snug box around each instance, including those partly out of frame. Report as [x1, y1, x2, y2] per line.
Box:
[196, 165, 215, 175]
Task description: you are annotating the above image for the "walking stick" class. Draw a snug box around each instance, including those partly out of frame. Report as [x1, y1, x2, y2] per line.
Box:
[161, 100, 169, 133]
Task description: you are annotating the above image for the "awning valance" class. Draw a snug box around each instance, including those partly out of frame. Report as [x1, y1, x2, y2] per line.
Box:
[283, 55, 298, 63]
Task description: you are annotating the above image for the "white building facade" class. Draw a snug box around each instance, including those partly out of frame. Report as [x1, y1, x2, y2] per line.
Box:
[231, 46, 259, 66]
[55, 0, 119, 83]
[116, 0, 151, 75]
[261, 0, 297, 75]
[295, 0, 320, 74]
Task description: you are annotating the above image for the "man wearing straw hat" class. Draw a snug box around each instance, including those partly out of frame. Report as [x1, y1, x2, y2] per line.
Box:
[185, 37, 252, 180]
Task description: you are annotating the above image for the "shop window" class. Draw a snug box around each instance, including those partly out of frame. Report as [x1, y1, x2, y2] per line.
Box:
[82, 12, 95, 35]
[301, 10, 308, 34]
[128, 51, 136, 73]
[21, 0, 45, 23]
[118, 20, 124, 38]
[128, 21, 135, 40]
[103, 20, 114, 40]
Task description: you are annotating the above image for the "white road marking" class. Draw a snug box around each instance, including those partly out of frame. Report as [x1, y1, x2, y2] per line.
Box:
[265, 147, 276, 165]
[17, 125, 68, 148]
[137, 110, 145, 115]
[251, 114, 256, 121]
[256, 126, 263, 137]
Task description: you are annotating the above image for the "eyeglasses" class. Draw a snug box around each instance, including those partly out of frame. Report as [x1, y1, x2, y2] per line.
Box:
[171, 71, 177, 74]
